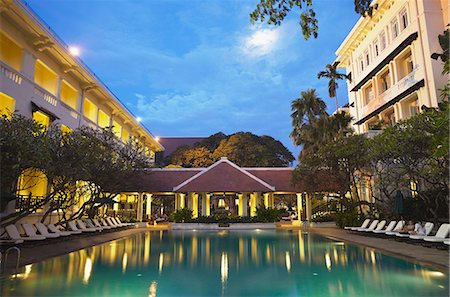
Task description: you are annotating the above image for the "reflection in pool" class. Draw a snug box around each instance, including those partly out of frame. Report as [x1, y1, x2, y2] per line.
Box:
[1, 230, 448, 296]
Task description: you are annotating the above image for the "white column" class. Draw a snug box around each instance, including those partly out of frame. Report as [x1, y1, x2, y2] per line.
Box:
[21, 50, 36, 80]
[137, 192, 144, 222]
[187, 193, 193, 210]
[205, 193, 211, 216]
[296, 193, 303, 221]
[238, 193, 244, 216]
[180, 193, 186, 209]
[201, 193, 206, 216]
[269, 193, 275, 208]
[305, 193, 312, 222]
[250, 192, 257, 217]
[192, 193, 199, 219]
[263, 193, 269, 208]
[146, 194, 152, 220]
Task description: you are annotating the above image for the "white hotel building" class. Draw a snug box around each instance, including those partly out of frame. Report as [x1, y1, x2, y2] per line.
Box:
[336, 0, 448, 134]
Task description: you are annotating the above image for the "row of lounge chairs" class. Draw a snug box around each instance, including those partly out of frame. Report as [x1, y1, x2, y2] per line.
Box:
[1, 217, 134, 244]
[345, 219, 450, 246]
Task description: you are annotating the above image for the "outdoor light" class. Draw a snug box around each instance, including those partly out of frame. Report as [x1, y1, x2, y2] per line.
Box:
[136, 117, 142, 122]
[68, 46, 80, 56]
[155, 136, 160, 142]
[218, 198, 225, 207]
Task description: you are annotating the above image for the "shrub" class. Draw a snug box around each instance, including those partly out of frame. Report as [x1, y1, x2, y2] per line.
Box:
[255, 207, 281, 223]
[334, 210, 365, 228]
[170, 208, 193, 223]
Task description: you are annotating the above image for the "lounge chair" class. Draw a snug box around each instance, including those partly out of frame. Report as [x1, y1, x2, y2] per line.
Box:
[22, 223, 47, 240]
[364, 220, 386, 232]
[76, 220, 100, 232]
[406, 222, 435, 240]
[0, 239, 24, 244]
[115, 217, 134, 227]
[92, 219, 112, 230]
[101, 218, 118, 229]
[105, 217, 121, 228]
[48, 223, 75, 236]
[443, 239, 450, 245]
[84, 219, 106, 231]
[344, 219, 371, 231]
[372, 220, 396, 234]
[110, 217, 126, 227]
[385, 221, 405, 236]
[67, 221, 85, 234]
[422, 224, 450, 243]
[355, 220, 379, 232]
[5, 224, 45, 241]
[35, 223, 60, 238]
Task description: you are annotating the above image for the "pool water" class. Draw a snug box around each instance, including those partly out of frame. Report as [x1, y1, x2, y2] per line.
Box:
[1, 230, 448, 296]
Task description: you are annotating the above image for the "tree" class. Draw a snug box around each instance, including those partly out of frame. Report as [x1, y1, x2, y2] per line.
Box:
[290, 88, 327, 147]
[431, 29, 449, 99]
[317, 63, 351, 111]
[250, 0, 376, 40]
[166, 132, 294, 167]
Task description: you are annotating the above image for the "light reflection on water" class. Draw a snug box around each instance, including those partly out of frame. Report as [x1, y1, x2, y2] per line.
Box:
[1, 230, 448, 297]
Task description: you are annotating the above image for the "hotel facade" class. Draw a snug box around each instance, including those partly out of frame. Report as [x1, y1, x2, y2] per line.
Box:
[0, 0, 164, 218]
[335, 0, 448, 134]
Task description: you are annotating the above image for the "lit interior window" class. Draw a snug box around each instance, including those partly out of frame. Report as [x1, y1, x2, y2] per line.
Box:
[60, 80, 78, 110]
[98, 110, 110, 129]
[32, 110, 50, 128]
[0, 91, 16, 117]
[34, 60, 58, 95]
[0, 31, 22, 71]
[83, 98, 98, 123]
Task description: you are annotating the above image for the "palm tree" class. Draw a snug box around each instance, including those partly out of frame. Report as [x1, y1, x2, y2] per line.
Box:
[290, 89, 327, 146]
[317, 63, 351, 111]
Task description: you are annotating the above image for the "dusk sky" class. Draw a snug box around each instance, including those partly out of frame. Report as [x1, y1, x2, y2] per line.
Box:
[26, 0, 360, 158]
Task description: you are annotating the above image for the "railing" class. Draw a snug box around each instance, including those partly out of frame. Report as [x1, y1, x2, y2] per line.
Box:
[0, 63, 22, 85]
[33, 86, 58, 107]
[15, 195, 46, 212]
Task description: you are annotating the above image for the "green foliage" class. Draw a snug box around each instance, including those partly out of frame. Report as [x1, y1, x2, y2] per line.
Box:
[334, 210, 365, 228]
[255, 206, 282, 222]
[317, 63, 351, 110]
[250, 0, 375, 40]
[170, 208, 193, 223]
[166, 132, 294, 167]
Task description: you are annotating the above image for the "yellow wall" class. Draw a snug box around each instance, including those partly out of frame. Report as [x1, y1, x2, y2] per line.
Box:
[98, 110, 110, 129]
[60, 80, 78, 110]
[112, 121, 122, 138]
[122, 128, 130, 142]
[61, 124, 72, 134]
[0, 91, 16, 117]
[83, 98, 98, 123]
[34, 60, 58, 95]
[17, 168, 48, 197]
[0, 31, 22, 71]
[33, 110, 50, 128]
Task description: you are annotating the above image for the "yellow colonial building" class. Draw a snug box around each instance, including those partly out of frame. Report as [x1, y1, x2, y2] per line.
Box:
[0, 0, 163, 215]
[335, 0, 448, 134]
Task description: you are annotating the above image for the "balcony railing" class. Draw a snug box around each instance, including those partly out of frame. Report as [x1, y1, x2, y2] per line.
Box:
[1, 63, 22, 86]
[361, 65, 422, 118]
[15, 195, 46, 212]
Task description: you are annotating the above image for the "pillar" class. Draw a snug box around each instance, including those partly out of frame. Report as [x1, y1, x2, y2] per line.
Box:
[296, 193, 303, 221]
[187, 193, 193, 210]
[263, 193, 269, 208]
[305, 193, 312, 222]
[146, 194, 152, 219]
[175, 194, 179, 211]
[250, 192, 257, 217]
[238, 193, 244, 216]
[192, 193, 199, 219]
[180, 193, 185, 209]
[137, 192, 144, 222]
[205, 193, 211, 216]
[269, 193, 275, 208]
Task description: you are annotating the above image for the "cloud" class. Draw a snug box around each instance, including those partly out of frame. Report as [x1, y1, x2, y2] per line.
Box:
[243, 27, 281, 57]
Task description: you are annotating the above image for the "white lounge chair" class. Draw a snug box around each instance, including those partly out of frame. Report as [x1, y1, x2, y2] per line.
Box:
[76, 220, 100, 232]
[106, 217, 121, 228]
[101, 218, 118, 229]
[35, 223, 60, 238]
[110, 217, 126, 227]
[92, 219, 112, 229]
[423, 224, 450, 243]
[84, 219, 105, 231]
[372, 220, 396, 234]
[115, 217, 134, 227]
[67, 221, 85, 234]
[385, 221, 405, 236]
[48, 223, 75, 236]
[406, 222, 434, 240]
[364, 220, 386, 232]
[355, 220, 379, 232]
[443, 239, 450, 245]
[22, 223, 47, 240]
[5, 224, 45, 241]
[344, 219, 370, 231]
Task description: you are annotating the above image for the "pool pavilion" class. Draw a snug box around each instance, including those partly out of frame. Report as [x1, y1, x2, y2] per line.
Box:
[110, 157, 313, 222]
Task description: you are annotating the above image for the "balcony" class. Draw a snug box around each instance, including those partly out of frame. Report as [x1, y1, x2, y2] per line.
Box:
[361, 65, 423, 119]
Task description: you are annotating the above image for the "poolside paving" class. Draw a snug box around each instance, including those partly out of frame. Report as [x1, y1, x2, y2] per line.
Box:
[304, 226, 450, 272]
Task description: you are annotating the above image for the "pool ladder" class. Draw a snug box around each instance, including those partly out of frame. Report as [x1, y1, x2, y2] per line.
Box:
[0, 246, 21, 274]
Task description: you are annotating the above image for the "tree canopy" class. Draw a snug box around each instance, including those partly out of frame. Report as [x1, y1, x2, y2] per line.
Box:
[165, 132, 294, 167]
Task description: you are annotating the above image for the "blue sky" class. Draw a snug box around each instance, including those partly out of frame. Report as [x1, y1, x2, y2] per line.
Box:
[26, 0, 359, 158]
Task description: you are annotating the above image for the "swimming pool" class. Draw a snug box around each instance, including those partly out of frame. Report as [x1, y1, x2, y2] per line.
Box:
[1, 230, 448, 296]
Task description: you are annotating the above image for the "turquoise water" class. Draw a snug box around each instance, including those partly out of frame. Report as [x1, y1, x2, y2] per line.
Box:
[1, 230, 448, 297]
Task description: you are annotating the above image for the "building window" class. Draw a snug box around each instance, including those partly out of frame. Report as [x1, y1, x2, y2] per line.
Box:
[380, 31, 387, 51]
[83, 98, 98, 123]
[359, 56, 364, 72]
[122, 128, 130, 143]
[391, 18, 399, 39]
[364, 50, 370, 66]
[0, 91, 16, 117]
[98, 110, 110, 129]
[398, 51, 414, 78]
[17, 168, 48, 199]
[379, 70, 391, 93]
[112, 121, 122, 139]
[373, 39, 379, 56]
[408, 99, 419, 117]
[60, 80, 78, 110]
[32, 110, 50, 128]
[387, 110, 396, 126]
[61, 124, 72, 134]
[0, 32, 23, 71]
[34, 60, 58, 95]
[400, 8, 408, 30]
[364, 84, 374, 104]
